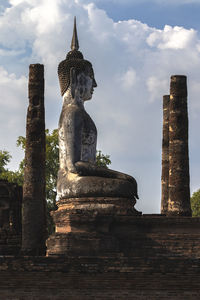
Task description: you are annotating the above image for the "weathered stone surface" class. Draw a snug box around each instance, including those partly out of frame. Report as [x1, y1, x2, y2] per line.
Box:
[0, 180, 22, 255]
[21, 64, 47, 255]
[57, 18, 139, 204]
[57, 171, 138, 199]
[161, 95, 169, 214]
[46, 196, 140, 255]
[47, 214, 200, 257]
[1, 216, 200, 299]
[168, 75, 191, 216]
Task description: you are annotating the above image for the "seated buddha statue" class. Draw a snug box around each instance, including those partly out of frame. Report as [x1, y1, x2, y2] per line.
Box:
[57, 18, 139, 204]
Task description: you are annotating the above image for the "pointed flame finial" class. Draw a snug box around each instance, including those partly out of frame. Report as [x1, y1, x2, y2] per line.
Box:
[71, 16, 79, 51]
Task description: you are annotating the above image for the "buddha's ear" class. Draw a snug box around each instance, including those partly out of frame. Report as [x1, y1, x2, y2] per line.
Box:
[70, 67, 77, 99]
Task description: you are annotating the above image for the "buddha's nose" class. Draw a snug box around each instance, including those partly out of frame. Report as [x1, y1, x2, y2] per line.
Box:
[93, 79, 97, 88]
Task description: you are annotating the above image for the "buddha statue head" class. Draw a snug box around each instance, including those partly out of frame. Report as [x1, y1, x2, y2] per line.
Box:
[58, 17, 97, 101]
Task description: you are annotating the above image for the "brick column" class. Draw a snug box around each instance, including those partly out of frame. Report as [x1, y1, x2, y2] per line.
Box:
[161, 95, 170, 214]
[168, 75, 191, 216]
[21, 64, 47, 255]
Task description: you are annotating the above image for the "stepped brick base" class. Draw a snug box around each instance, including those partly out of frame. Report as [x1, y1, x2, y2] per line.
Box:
[46, 197, 141, 256]
[1, 216, 200, 299]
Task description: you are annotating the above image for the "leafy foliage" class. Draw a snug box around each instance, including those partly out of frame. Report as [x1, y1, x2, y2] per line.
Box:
[0, 150, 23, 185]
[0, 150, 11, 171]
[191, 189, 200, 217]
[96, 150, 111, 168]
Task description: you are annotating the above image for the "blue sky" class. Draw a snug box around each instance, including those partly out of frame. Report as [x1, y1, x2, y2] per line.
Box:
[97, 1, 200, 30]
[0, 0, 200, 213]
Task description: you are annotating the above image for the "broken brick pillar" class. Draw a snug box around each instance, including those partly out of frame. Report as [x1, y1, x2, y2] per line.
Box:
[21, 64, 47, 255]
[168, 75, 191, 216]
[161, 95, 170, 214]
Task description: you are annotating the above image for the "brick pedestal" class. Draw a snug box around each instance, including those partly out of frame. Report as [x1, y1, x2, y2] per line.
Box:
[46, 197, 141, 256]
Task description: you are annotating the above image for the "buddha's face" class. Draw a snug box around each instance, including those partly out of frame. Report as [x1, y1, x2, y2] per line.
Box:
[77, 70, 97, 101]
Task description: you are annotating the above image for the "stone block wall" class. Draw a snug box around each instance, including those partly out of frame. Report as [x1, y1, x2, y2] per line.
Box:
[0, 256, 200, 299]
[0, 180, 22, 255]
[0, 215, 200, 299]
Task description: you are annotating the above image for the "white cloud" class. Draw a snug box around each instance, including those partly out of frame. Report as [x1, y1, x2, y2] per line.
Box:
[0, 66, 27, 169]
[0, 1, 200, 213]
[0, 67, 27, 110]
[146, 76, 168, 102]
[120, 68, 137, 89]
[0, 49, 25, 56]
[147, 25, 197, 49]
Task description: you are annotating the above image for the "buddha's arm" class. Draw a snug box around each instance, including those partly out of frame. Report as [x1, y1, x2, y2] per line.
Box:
[63, 108, 83, 173]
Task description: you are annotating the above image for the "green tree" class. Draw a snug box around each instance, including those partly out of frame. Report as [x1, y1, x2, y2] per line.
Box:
[96, 150, 111, 168]
[0, 150, 23, 185]
[191, 189, 200, 217]
[0, 150, 11, 171]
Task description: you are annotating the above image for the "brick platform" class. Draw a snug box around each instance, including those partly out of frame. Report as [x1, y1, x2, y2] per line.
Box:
[0, 215, 200, 299]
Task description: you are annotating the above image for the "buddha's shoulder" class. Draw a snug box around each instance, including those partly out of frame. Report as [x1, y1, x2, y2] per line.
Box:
[61, 104, 84, 115]
[60, 104, 84, 123]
